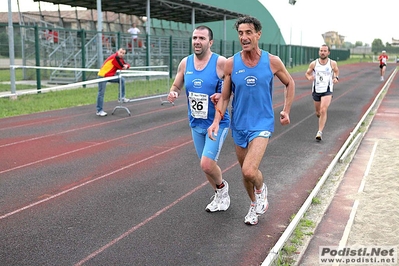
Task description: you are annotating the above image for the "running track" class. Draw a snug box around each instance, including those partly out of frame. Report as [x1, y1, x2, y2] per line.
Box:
[0, 63, 394, 266]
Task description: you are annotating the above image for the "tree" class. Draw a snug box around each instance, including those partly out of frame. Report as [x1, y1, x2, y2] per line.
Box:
[371, 38, 384, 54]
[355, 41, 363, 47]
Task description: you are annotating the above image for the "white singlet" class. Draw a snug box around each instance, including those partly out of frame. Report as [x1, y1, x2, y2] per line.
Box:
[313, 58, 333, 93]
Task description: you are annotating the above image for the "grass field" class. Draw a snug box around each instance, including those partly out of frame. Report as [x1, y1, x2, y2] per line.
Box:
[0, 56, 371, 118]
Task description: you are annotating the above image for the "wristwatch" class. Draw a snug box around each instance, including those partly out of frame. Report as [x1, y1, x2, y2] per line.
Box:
[334, 76, 339, 80]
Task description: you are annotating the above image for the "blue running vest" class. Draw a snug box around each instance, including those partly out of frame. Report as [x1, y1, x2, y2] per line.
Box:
[231, 50, 274, 131]
[184, 53, 230, 129]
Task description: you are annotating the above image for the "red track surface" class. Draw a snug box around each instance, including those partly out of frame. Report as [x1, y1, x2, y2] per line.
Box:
[0, 63, 394, 265]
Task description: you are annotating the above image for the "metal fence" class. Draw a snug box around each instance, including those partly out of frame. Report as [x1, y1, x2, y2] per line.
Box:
[1, 24, 351, 85]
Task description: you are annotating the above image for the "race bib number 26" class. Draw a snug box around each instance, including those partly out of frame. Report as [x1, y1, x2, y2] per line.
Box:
[188, 92, 208, 119]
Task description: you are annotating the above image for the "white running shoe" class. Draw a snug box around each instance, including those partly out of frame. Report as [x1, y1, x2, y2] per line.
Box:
[119, 97, 130, 103]
[255, 183, 269, 215]
[315, 131, 323, 141]
[96, 110, 107, 117]
[244, 204, 258, 225]
[205, 180, 230, 212]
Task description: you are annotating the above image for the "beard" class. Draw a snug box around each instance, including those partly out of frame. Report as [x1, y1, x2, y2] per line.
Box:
[194, 48, 206, 57]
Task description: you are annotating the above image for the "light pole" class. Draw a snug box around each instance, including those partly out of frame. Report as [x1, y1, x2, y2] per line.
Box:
[288, 0, 296, 68]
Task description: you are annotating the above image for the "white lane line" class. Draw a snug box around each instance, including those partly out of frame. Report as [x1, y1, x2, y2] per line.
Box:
[0, 105, 185, 148]
[0, 140, 192, 220]
[74, 163, 238, 266]
[0, 118, 186, 175]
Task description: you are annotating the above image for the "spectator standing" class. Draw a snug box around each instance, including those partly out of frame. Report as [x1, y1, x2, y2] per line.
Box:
[127, 23, 145, 51]
[96, 48, 131, 117]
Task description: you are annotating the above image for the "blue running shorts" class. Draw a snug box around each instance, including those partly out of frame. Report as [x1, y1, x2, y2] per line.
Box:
[232, 130, 272, 148]
[191, 126, 229, 161]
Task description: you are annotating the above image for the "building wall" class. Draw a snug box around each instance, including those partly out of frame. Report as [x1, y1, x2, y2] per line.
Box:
[322, 31, 345, 48]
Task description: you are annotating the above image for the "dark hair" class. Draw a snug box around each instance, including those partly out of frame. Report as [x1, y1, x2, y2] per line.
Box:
[234, 16, 262, 32]
[321, 44, 330, 52]
[195, 25, 214, 41]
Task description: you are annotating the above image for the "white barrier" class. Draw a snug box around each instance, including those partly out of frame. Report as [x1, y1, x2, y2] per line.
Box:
[372, 55, 398, 63]
[2, 65, 170, 102]
[2, 65, 171, 116]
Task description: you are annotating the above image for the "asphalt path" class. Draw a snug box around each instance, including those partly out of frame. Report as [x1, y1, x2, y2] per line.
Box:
[0, 62, 394, 266]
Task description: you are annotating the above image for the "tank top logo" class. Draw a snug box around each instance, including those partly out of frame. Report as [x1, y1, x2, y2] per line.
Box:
[192, 78, 203, 89]
[245, 76, 257, 87]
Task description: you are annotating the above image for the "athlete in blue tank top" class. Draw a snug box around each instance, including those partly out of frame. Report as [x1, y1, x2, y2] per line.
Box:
[208, 16, 295, 225]
[231, 50, 274, 132]
[185, 53, 230, 129]
[167, 25, 231, 213]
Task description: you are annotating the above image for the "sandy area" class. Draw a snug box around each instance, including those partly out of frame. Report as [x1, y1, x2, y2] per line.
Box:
[347, 139, 399, 248]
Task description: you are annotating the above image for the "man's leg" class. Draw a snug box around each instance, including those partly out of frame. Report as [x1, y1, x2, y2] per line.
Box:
[132, 38, 136, 52]
[236, 137, 268, 202]
[109, 77, 125, 100]
[190, 127, 229, 188]
[314, 100, 321, 118]
[201, 156, 221, 189]
[318, 95, 332, 133]
[237, 137, 269, 225]
[192, 127, 230, 212]
[120, 77, 126, 98]
[96, 81, 107, 112]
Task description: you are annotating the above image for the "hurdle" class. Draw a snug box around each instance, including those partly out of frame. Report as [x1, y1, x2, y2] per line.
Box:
[112, 67, 171, 116]
[6, 65, 172, 116]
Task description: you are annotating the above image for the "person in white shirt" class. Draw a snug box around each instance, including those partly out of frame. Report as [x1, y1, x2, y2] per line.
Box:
[305, 44, 339, 141]
[127, 23, 145, 50]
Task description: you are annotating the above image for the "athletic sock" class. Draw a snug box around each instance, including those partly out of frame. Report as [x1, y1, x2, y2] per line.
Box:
[255, 184, 263, 194]
[216, 181, 225, 189]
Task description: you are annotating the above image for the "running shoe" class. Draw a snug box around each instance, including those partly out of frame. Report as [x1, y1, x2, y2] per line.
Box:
[96, 110, 107, 117]
[205, 180, 230, 212]
[244, 204, 258, 225]
[315, 131, 323, 141]
[255, 183, 269, 215]
[119, 97, 131, 103]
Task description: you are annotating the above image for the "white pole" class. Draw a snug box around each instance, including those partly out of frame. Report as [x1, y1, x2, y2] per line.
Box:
[289, 2, 294, 68]
[146, 0, 151, 66]
[8, 0, 16, 95]
[146, 0, 151, 35]
[192, 8, 195, 31]
[97, 0, 103, 68]
[223, 15, 226, 55]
